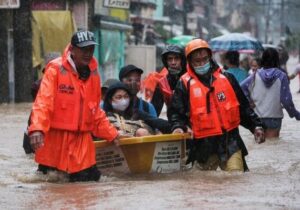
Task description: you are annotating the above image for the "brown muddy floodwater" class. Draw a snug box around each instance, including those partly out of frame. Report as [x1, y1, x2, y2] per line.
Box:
[1, 58, 300, 210]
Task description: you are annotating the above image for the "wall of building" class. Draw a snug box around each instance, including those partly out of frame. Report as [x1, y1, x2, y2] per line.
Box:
[126, 45, 156, 78]
[0, 0, 33, 103]
[14, 0, 33, 102]
[0, 0, 94, 103]
[0, 11, 10, 103]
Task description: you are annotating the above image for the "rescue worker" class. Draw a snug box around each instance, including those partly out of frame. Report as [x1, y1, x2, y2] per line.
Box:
[143, 44, 186, 116]
[29, 30, 119, 182]
[170, 39, 265, 172]
[119, 64, 157, 117]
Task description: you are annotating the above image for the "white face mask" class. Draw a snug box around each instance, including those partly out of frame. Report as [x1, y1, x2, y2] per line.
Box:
[112, 98, 130, 111]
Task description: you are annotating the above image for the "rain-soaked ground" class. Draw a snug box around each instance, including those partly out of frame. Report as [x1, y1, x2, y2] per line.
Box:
[1, 57, 300, 210]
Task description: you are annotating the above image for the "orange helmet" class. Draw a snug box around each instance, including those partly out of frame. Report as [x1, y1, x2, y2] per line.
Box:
[185, 39, 211, 58]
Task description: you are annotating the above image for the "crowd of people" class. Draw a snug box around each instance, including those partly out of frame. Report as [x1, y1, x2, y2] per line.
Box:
[26, 30, 300, 182]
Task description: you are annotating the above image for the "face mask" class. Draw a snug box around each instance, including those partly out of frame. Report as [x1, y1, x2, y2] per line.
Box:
[194, 62, 211, 75]
[168, 67, 182, 76]
[112, 98, 130, 111]
[127, 83, 139, 95]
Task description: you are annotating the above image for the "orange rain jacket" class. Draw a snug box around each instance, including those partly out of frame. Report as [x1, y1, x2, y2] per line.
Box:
[29, 45, 118, 173]
[157, 75, 173, 107]
[142, 68, 174, 106]
[181, 66, 240, 139]
[142, 67, 168, 101]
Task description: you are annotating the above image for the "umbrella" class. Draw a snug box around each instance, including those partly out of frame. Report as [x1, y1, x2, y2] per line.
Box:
[166, 35, 195, 46]
[209, 33, 263, 52]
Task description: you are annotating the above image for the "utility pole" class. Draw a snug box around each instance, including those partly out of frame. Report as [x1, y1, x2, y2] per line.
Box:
[264, 0, 271, 43]
[280, 0, 285, 37]
[183, 0, 193, 35]
[198, 0, 213, 39]
[183, 9, 188, 34]
[14, 0, 33, 102]
[207, 0, 213, 40]
[0, 11, 10, 103]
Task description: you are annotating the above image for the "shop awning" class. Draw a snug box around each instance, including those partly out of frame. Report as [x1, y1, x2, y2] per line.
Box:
[31, 11, 76, 68]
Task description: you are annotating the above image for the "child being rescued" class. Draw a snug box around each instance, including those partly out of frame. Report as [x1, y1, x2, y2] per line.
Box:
[102, 82, 171, 136]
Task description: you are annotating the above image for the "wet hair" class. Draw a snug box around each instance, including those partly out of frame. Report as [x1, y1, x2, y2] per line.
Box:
[261, 48, 280, 69]
[224, 51, 240, 66]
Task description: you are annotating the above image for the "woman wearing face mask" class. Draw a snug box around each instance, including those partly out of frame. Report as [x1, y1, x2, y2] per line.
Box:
[169, 39, 265, 172]
[103, 82, 172, 137]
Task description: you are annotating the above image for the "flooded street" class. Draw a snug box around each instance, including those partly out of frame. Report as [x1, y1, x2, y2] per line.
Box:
[1, 58, 300, 209]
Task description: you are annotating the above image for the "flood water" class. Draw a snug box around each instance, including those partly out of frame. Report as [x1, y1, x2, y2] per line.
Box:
[1, 58, 300, 210]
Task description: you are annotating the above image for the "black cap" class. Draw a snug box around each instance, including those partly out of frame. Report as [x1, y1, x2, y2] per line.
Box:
[119, 64, 143, 81]
[71, 30, 98, 47]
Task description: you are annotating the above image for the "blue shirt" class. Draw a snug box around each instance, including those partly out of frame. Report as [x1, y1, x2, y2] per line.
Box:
[138, 98, 157, 117]
[226, 67, 248, 84]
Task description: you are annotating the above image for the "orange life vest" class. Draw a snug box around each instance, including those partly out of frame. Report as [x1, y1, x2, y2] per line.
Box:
[29, 45, 118, 173]
[49, 57, 101, 131]
[181, 67, 240, 138]
[158, 76, 173, 107]
[143, 67, 168, 101]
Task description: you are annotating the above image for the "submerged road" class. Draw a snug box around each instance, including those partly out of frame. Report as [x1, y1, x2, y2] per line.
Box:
[0, 56, 299, 210]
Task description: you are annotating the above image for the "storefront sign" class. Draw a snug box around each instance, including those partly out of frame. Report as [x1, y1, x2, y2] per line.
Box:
[103, 0, 130, 9]
[0, 0, 20, 8]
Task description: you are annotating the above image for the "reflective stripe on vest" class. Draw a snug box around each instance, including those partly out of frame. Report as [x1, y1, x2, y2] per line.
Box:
[181, 70, 240, 138]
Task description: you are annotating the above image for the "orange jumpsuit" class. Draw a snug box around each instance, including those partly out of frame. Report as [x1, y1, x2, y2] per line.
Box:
[142, 67, 168, 101]
[29, 45, 118, 173]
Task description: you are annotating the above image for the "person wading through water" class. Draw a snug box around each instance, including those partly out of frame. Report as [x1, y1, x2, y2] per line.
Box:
[170, 38, 265, 172]
[29, 30, 122, 182]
